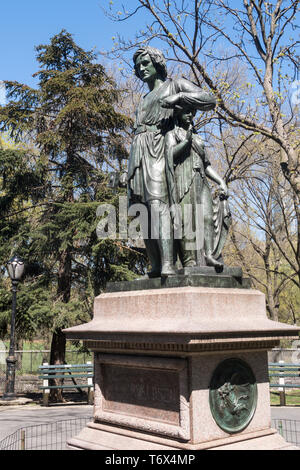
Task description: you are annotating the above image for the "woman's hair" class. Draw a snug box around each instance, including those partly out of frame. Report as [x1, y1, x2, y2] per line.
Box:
[133, 46, 168, 80]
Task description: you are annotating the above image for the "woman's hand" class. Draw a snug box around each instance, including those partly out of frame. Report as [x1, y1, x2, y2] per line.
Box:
[160, 94, 180, 109]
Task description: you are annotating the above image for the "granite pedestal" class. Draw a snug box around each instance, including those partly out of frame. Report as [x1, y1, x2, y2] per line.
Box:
[64, 272, 299, 450]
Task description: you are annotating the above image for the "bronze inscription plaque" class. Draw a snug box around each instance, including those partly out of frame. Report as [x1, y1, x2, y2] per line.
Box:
[102, 364, 180, 425]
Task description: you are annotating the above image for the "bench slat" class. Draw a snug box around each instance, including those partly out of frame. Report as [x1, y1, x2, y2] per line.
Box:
[269, 363, 300, 366]
[269, 374, 300, 377]
[40, 369, 94, 376]
[39, 374, 93, 380]
[39, 364, 93, 369]
[39, 384, 93, 390]
[270, 384, 300, 388]
[39, 365, 93, 370]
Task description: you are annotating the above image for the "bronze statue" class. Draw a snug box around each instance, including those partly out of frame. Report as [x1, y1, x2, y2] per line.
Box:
[127, 46, 230, 277]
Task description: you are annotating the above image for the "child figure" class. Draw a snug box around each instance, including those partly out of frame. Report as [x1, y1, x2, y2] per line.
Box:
[165, 106, 230, 268]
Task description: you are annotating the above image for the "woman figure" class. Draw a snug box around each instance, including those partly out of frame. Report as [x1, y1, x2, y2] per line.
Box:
[128, 46, 216, 276]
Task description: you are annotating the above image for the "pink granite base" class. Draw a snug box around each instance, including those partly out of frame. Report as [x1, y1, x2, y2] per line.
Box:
[64, 287, 299, 342]
[64, 287, 300, 450]
[67, 423, 297, 450]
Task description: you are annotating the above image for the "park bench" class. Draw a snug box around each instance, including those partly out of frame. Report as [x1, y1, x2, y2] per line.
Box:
[38, 362, 94, 406]
[269, 362, 300, 406]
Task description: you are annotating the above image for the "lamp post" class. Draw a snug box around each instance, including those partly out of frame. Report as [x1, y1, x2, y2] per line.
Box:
[2, 255, 24, 400]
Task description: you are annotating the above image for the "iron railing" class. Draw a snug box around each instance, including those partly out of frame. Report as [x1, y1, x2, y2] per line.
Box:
[271, 418, 300, 448]
[0, 416, 92, 450]
[0, 350, 92, 375]
[0, 417, 299, 450]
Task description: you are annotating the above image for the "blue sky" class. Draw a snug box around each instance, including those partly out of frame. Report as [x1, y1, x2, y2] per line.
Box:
[0, 0, 136, 102]
[0, 0, 298, 108]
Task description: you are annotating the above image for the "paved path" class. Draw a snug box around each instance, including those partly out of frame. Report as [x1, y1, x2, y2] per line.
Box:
[0, 404, 299, 442]
[270, 407, 300, 421]
[0, 404, 93, 441]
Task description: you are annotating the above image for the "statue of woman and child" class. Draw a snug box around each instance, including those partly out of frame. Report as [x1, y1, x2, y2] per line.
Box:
[127, 46, 231, 278]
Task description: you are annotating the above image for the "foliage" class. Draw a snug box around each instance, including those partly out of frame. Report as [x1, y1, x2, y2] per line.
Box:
[0, 31, 146, 382]
[105, 0, 300, 199]
[270, 390, 300, 406]
[222, 143, 300, 323]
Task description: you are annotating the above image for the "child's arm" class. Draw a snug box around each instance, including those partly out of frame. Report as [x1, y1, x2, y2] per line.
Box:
[205, 165, 228, 196]
[170, 126, 193, 164]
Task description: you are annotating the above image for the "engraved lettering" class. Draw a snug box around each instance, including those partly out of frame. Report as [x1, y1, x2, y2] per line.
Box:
[101, 364, 180, 424]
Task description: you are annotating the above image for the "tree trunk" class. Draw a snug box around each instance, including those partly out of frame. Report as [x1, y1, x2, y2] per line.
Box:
[49, 247, 72, 402]
[265, 287, 279, 322]
[49, 329, 66, 402]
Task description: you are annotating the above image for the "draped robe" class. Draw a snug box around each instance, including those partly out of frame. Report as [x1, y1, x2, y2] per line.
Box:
[127, 78, 216, 207]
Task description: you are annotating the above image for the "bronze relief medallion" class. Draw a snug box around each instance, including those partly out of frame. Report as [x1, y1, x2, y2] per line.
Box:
[209, 358, 257, 434]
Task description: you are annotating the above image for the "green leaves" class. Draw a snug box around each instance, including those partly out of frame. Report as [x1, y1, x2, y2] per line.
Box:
[0, 30, 146, 357]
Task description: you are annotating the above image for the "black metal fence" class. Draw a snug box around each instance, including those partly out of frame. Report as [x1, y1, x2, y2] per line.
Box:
[0, 416, 92, 450]
[0, 350, 92, 375]
[0, 350, 93, 395]
[0, 417, 299, 450]
[1, 347, 298, 376]
[271, 418, 300, 448]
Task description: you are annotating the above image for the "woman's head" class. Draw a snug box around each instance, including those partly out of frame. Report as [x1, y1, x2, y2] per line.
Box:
[133, 46, 168, 81]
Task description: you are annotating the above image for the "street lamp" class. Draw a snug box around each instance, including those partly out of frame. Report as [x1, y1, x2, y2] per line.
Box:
[2, 255, 24, 400]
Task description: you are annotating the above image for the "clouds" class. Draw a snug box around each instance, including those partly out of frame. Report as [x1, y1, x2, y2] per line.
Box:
[0, 81, 6, 105]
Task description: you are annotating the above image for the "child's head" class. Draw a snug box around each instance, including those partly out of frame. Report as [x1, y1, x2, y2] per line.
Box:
[175, 106, 196, 127]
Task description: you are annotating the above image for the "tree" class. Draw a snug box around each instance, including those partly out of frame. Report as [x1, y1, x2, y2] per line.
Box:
[104, 0, 300, 200]
[0, 30, 144, 400]
[0, 143, 48, 343]
[224, 144, 299, 323]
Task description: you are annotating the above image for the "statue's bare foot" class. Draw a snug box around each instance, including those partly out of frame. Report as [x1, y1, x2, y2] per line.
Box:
[161, 263, 176, 277]
[205, 254, 223, 269]
[183, 260, 196, 268]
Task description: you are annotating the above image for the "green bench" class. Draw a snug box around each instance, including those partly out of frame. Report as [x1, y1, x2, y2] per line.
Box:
[269, 362, 300, 406]
[38, 362, 94, 406]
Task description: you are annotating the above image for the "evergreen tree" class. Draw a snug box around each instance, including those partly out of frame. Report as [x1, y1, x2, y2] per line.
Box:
[0, 143, 47, 341]
[0, 31, 145, 400]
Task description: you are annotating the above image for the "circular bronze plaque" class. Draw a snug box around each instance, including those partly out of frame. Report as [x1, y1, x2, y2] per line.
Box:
[209, 358, 257, 434]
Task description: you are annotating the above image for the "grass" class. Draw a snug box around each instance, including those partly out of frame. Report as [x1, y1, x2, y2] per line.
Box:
[1, 340, 92, 375]
[270, 390, 300, 406]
